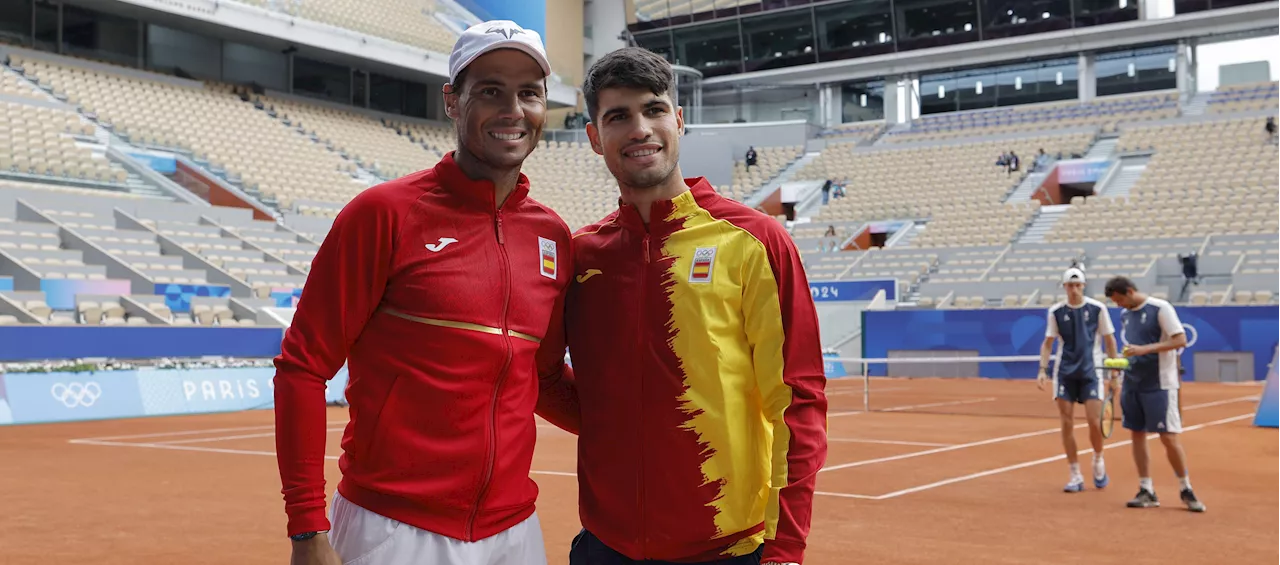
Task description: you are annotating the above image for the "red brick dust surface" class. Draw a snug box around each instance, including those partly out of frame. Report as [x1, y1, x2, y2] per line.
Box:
[0, 380, 1273, 565]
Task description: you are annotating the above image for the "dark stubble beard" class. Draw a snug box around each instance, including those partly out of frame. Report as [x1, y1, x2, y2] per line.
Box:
[616, 152, 679, 191]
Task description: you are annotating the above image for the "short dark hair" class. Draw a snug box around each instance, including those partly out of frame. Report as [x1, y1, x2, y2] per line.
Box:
[1104, 276, 1138, 297]
[583, 47, 675, 122]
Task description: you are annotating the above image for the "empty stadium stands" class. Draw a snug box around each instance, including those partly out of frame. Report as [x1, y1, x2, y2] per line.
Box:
[1, 100, 128, 184]
[232, 0, 458, 54]
[732, 145, 803, 198]
[523, 140, 617, 230]
[1206, 81, 1278, 114]
[9, 54, 367, 211]
[887, 92, 1179, 143]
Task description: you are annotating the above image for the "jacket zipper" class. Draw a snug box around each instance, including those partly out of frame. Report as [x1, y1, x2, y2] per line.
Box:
[465, 209, 514, 541]
[639, 232, 650, 554]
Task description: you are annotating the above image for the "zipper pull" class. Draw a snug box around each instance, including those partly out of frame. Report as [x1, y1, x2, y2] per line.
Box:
[642, 235, 650, 263]
[496, 213, 504, 245]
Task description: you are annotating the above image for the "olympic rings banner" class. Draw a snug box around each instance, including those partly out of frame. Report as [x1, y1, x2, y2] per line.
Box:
[0, 367, 350, 426]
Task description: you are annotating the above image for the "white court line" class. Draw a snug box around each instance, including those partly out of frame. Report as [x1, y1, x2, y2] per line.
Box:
[828, 438, 952, 447]
[813, 491, 880, 500]
[871, 413, 1255, 500]
[819, 395, 1258, 474]
[155, 427, 347, 445]
[67, 438, 574, 477]
[879, 397, 997, 412]
[75, 421, 350, 442]
[829, 396, 998, 417]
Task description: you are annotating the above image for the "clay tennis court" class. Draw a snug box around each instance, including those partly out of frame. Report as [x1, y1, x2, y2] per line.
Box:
[0, 378, 1274, 564]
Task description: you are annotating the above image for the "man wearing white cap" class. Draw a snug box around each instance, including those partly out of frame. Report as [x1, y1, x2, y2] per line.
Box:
[275, 19, 571, 565]
[1038, 266, 1120, 493]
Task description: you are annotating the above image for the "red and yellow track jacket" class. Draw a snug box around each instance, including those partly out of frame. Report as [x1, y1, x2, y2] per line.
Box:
[558, 178, 828, 564]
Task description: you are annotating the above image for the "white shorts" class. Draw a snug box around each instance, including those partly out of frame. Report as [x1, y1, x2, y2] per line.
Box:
[328, 491, 547, 565]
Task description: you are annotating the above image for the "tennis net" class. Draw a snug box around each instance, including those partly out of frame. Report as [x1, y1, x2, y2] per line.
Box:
[825, 354, 1086, 420]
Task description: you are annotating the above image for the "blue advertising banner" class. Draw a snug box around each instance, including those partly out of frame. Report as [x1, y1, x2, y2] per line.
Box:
[0, 276, 12, 291]
[1056, 159, 1111, 184]
[0, 366, 351, 425]
[823, 353, 848, 378]
[863, 305, 1280, 381]
[269, 288, 303, 308]
[40, 278, 132, 310]
[156, 283, 232, 313]
[3, 370, 146, 424]
[810, 279, 897, 302]
[126, 151, 177, 174]
[1255, 346, 1278, 428]
[0, 326, 285, 361]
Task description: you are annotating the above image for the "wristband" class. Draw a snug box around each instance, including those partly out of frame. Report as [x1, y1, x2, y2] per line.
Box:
[290, 531, 326, 542]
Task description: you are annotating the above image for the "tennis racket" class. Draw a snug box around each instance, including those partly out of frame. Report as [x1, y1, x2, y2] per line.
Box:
[1100, 358, 1128, 439]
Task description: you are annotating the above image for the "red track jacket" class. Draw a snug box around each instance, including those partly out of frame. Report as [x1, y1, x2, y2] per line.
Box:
[273, 152, 572, 542]
[549, 179, 828, 564]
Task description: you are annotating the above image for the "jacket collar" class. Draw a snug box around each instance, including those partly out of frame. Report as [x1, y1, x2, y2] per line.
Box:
[432, 151, 531, 212]
[617, 177, 716, 236]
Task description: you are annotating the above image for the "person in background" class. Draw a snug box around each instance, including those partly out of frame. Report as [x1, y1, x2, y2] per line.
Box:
[1266, 117, 1276, 144]
[1007, 150, 1020, 176]
[1104, 276, 1206, 513]
[745, 146, 758, 170]
[821, 179, 833, 205]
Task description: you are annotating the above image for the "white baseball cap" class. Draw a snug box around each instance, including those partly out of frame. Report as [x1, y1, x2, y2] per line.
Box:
[448, 20, 551, 86]
[1062, 267, 1087, 285]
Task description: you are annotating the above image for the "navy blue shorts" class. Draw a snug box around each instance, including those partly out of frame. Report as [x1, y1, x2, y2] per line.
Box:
[1121, 387, 1183, 433]
[568, 529, 762, 565]
[1054, 372, 1103, 404]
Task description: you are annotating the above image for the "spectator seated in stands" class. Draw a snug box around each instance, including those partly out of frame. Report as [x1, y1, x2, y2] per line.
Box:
[1267, 117, 1276, 144]
[821, 179, 833, 204]
[745, 146, 757, 170]
[1033, 148, 1050, 172]
[1006, 150, 1020, 176]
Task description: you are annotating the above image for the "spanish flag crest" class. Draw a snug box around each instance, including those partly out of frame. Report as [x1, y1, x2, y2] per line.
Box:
[689, 246, 717, 284]
[539, 237, 557, 280]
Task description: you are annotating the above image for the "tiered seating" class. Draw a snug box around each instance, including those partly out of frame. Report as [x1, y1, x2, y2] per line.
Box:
[986, 246, 1085, 283]
[1206, 81, 1278, 114]
[523, 140, 617, 230]
[1, 69, 44, 100]
[137, 217, 306, 295]
[925, 249, 1004, 284]
[233, 0, 457, 54]
[11, 55, 365, 210]
[797, 132, 1090, 246]
[1, 100, 127, 183]
[887, 93, 1178, 143]
[1051, 117, 1278, 241]
[264, 95, 438, 181]
[817, 121, 885, 140]
[39, 207, 211, 284]
[733, 145, 802, 196]
[223, 220, 318, 273]
[387, 119, 454, 157]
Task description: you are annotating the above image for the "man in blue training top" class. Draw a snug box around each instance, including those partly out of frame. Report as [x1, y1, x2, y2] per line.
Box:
[1104, 276, 1206, 513]
[1039, 267, 1119, 493]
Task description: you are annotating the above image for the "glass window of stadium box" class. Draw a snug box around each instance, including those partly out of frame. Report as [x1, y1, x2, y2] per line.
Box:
[894, 0, 981, 52]
[1209, 0, 1275, 7]
[674, 19, 743, 77]
[147, 24, 221, 81]
[370, 73, 429, 119]
[62, 5, 140, 68]
[815, 0, 895, 62]
[1095, 45, 1177, 97]
[1071, 0, 1138, 28]
[740, 9, 818, 72]
[33, 1, 57, 53]
[635, 29, 676, 63]
[981, 0, 1072, 39]
[0, 0, 32, 46]
[1174, 0, 1211, 12]
[993, 58, 1078, 106]
[841, 80, 886, 122]
[293, 56, 353, 106]
[919, 56, 1077, 114]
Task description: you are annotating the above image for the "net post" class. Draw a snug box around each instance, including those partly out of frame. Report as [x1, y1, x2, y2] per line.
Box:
[862, 359, 870, 413]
